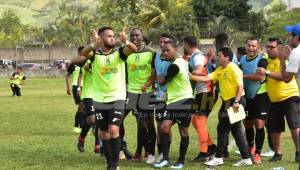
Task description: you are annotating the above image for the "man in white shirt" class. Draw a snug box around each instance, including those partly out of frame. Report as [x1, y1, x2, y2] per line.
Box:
[279, 23, 300, 162]
[279, 23, 300, 84]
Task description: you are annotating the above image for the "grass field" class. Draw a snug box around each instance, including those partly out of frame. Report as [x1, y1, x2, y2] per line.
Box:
[0, 78, 298, 170]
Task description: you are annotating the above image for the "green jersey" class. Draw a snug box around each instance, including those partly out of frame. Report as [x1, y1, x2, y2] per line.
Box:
[167, 57, 193, 105]
[80, 60, 93, 99]
[91, 48, 127, 103]
[10, 72, 25, 88]
[126, 46, 155, 94]
[67, 65, 81, 86]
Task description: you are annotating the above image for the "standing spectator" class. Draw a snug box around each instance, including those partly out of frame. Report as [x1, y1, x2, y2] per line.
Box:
[257, 37, 300, 162]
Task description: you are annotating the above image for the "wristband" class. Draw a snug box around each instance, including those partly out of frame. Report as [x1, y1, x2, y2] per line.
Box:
[266, 70, 270, 76]
[90, 43, 95, 49]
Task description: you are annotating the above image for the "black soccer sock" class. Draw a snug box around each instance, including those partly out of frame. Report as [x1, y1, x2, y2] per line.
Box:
[267, 130, 273, 150]
[148, 125, 156, 155]
[255, 127, 265, 154]
[110, 137, 121, 168]
[161, 133, 170, 161]
[94, 126, 100, 145]
[79, 123, 91, 139]
[74, 111, 82, 127]
[178, 136, 189, 163]
[119, 122, 125, 150]
[157, 143, 162, 154]
[137, 126, 147, 155]
[102, 139, 112, 168]
[245, 127, 255, 148]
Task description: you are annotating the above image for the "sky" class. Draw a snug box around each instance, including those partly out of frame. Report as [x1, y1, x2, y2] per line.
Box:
[282, 0, 300, 9]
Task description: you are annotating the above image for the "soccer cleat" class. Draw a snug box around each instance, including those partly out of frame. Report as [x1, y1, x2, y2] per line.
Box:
[143, 152, 149, 161]
[123, 148, 133, 160]
[261, 149, 275, 157]
[132, 153, 142, 162]
[146, 154, 156, 164]
[207, 144, 217, 156]
[77, 140, 84, 152]
[155, 153, 163, 163]
[204, 157, 224, 166]
[269, 153, 282, 162]
[119, 150, 126, 160]
[232, 158, 252, 167]
[170, 162, 184, 169]
[153, 160, 169, 168]
[190, 152, 211, 162]
[253, 153, 262, 164]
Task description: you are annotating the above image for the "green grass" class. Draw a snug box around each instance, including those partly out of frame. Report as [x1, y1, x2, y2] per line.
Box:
[0, 78, 298, 170]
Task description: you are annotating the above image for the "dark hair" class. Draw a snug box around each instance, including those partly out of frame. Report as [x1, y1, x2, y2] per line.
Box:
[215, 32, 228, 46]
[246, 37, 260, 44]
[160, 33, 177, 42]
[183, 35, 198, 48]
[268, 37, 283, 45]
[165, 40, 178, 48]
[237, 47, 246, 55]
[77, 46, 85, 53]
[132, 28, 143, 34]
[17, 66, 22, 70]
[218, 47, 233, 61]
[98, 26, 113, 35]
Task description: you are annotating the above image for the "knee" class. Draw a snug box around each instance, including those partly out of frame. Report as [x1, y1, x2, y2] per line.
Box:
[179, 128, 189, 137]
[109, 125, 120, 138]
[160, 123, 170, 133]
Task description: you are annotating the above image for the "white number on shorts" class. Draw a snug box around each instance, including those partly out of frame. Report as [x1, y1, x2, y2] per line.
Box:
[95, 113, 103, 120]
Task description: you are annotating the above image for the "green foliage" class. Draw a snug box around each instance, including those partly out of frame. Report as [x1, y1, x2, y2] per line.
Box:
[266, 8, 300, 41]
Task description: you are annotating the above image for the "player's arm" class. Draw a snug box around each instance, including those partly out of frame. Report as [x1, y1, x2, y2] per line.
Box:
[119, 28, 138, 57]
[77, 73, 82, 97]
[190, 74, 212, 82]
[72, 29, 101, 65]
[66, 65, 74, 95]
[157, 64, 179, 86]
[244, 58, 268, 81]
[256, 67, 283, 81]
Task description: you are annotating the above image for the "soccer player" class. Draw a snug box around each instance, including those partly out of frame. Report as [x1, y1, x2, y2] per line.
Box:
[191, 47, 252, 167]
[72, 26, 137, 170]
[76, 59, 101, 154]
[153, 33, 175, 163]
[153, 40, 194, 169]
[10, 66, 26, 97]
[239, 37, 270, 163]
[121, 28, 157, 163]
[66, 47, 84, 133]
[183, 35, 216, 162]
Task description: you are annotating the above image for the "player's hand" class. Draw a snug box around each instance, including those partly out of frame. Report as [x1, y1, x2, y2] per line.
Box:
[278, 44, 291, 61]
[141, 84, 148, 93]
[86, 114, 96, 125]
[67, 89, 71, 95]
[119, 27, 128, 44]
[90, 29, 102, 48]
[256, 67, 266, 75]
[232, 102, 239, 113]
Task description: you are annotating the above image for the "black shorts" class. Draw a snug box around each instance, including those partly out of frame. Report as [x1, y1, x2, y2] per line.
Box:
[72, 85, 81, 105]
[267, 96, 300, 133]
[163, 98, 194, 127]
[153, 101, 167, 122]
[82, 98, 94, 116]
[193, 92, 215, 117]
[94, 100, 125, 131]
[126, 92, 155, 117]
[245, 93, 270, 120]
